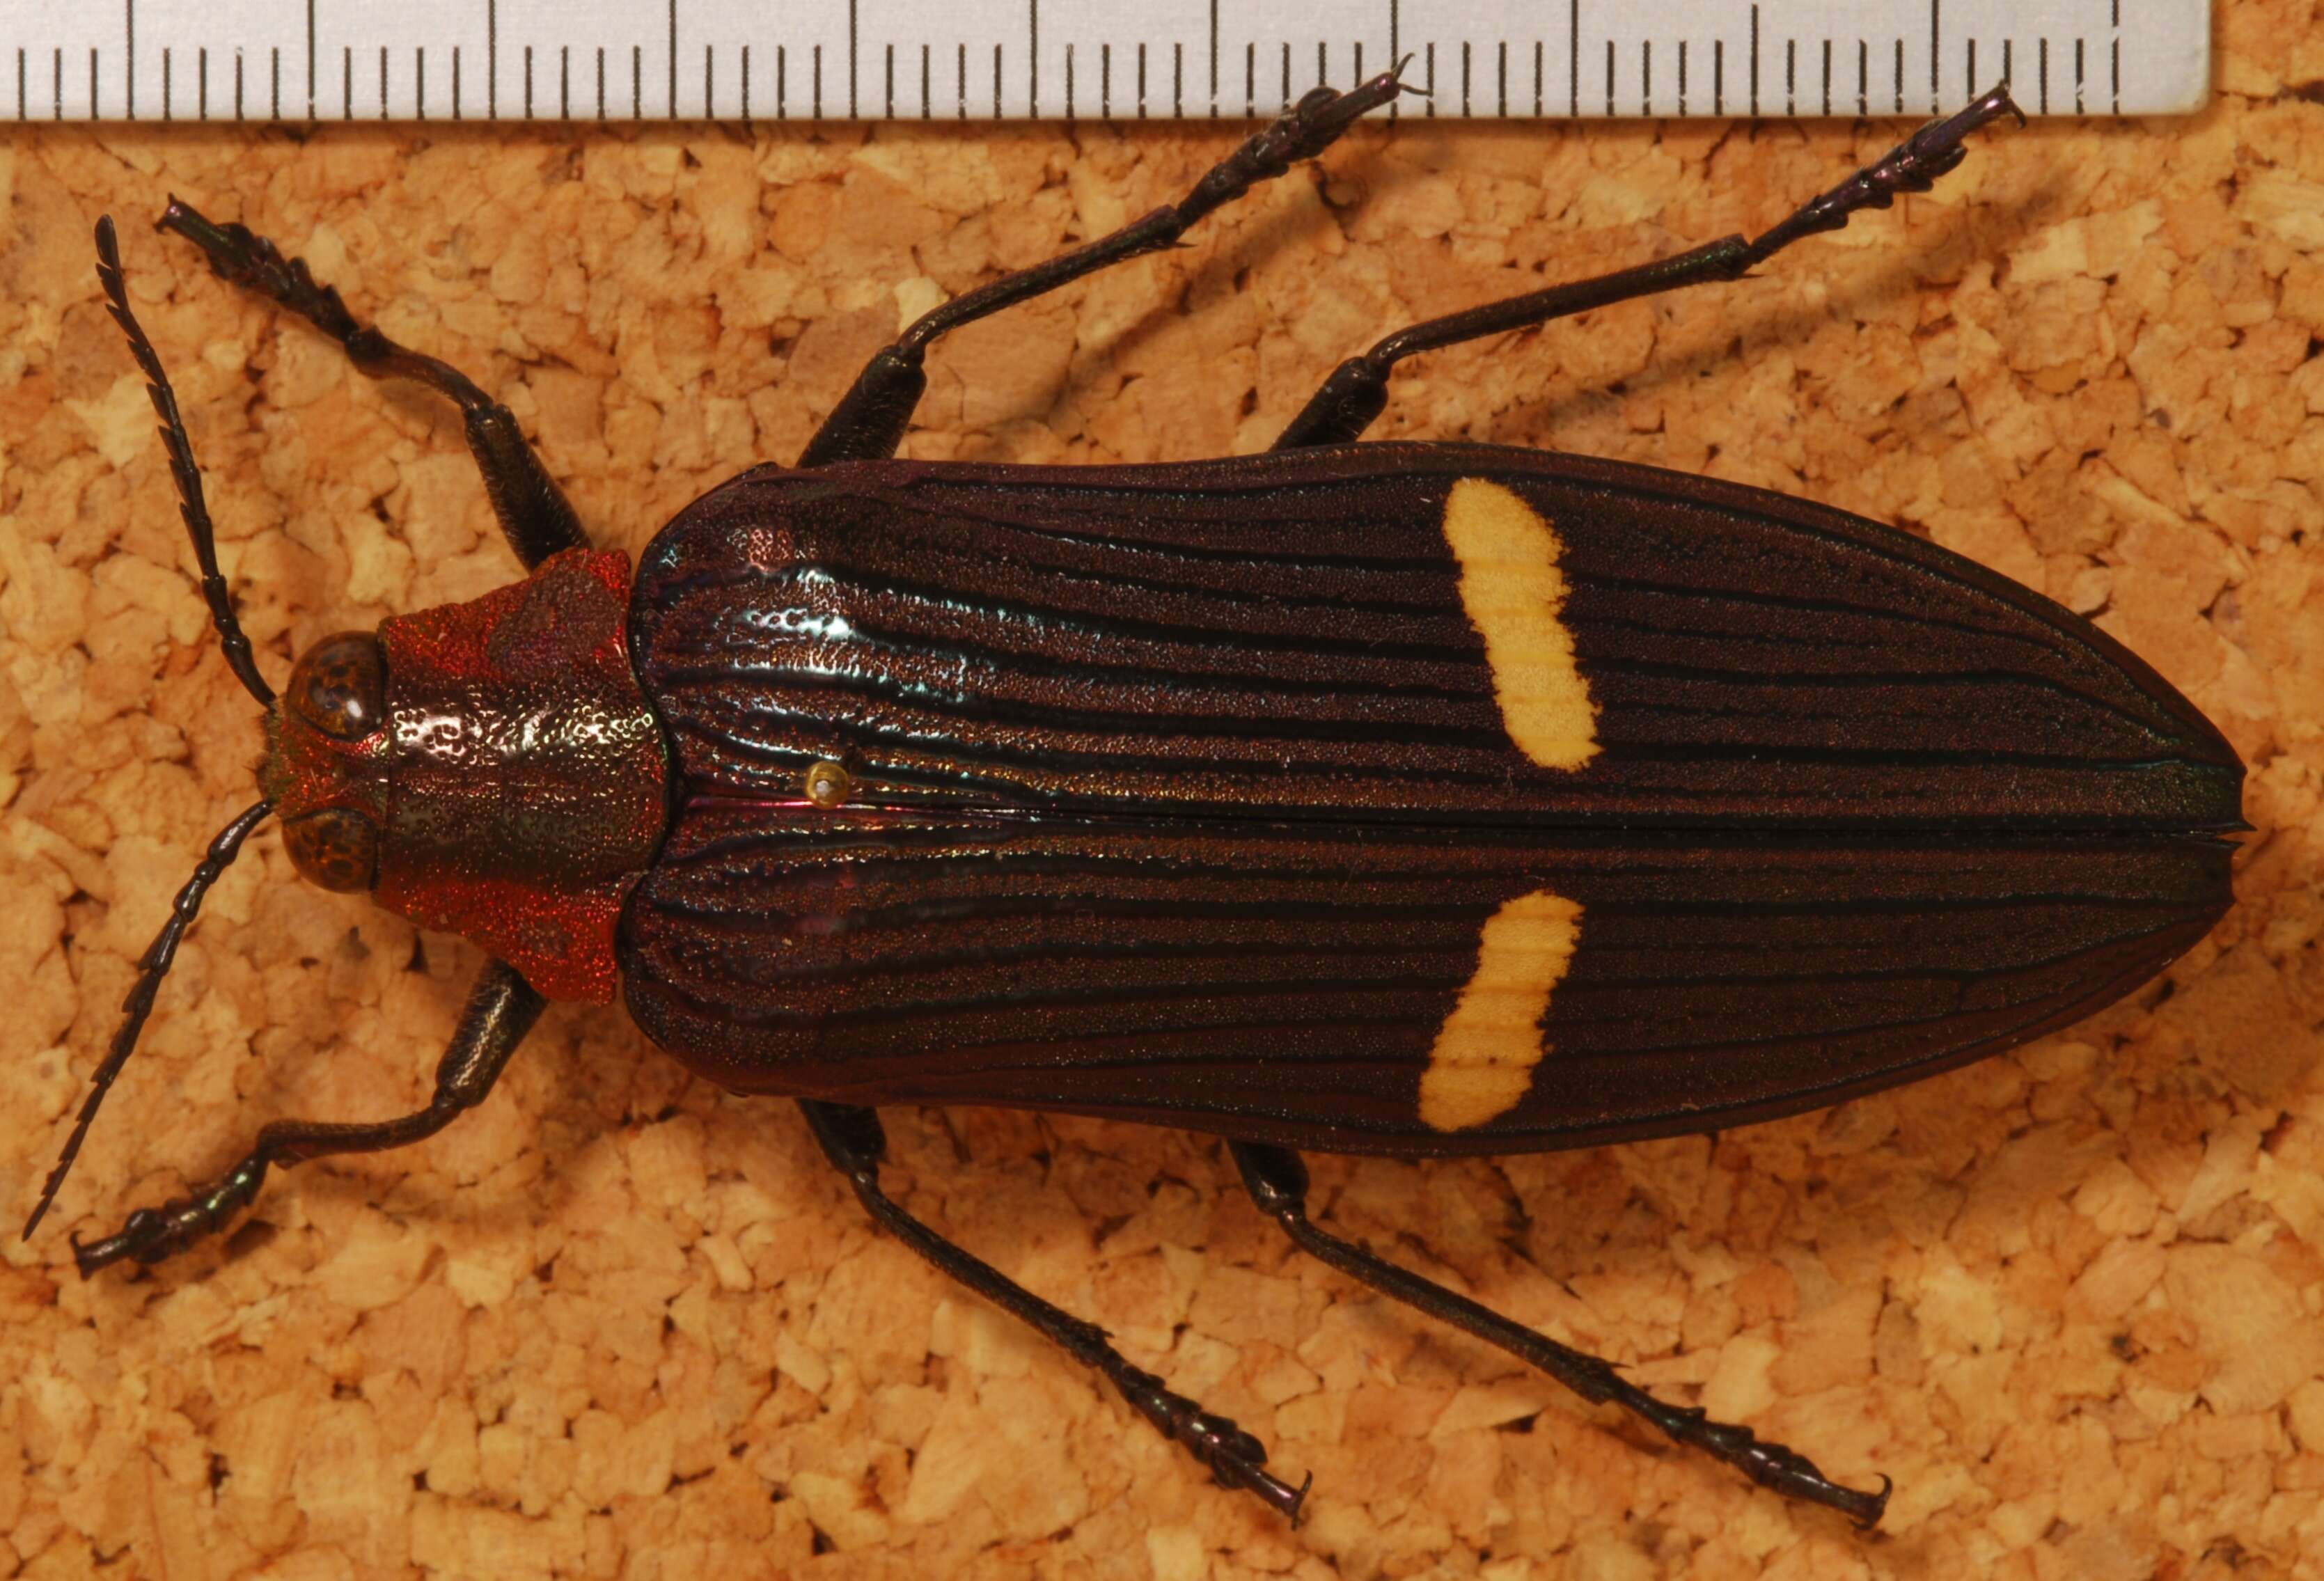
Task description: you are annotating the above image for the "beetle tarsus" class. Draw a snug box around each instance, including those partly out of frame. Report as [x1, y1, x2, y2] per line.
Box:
[1744, 81, 2023, 263]
[1502, 1346, 1892, 1523]
[1250, 63, 1412, 164]
[1594, 1380, 1892, 1527]
[157, 198, 365, 341]
[1115, 1362, 1310, 1519]
[71, 1160, 269, 1276]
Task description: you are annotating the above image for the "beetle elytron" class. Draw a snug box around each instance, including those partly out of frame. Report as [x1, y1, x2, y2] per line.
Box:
[31, 74, 2240, 1525]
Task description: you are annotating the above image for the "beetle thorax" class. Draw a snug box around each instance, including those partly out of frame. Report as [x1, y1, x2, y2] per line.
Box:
[259, 549, 670, 1002]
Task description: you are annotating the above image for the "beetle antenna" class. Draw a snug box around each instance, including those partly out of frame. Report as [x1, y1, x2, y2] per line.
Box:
[93, 216, 276, 708]
[22, 799, 273, 1241]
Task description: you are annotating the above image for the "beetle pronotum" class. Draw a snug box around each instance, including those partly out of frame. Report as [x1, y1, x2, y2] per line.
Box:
[26, 73, 2245, 1529]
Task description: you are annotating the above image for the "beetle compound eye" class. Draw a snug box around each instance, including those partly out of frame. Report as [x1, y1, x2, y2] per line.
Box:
[288, 632, 387, 740]
[281, 807, 380, 892]
[803, 759, 853, 810]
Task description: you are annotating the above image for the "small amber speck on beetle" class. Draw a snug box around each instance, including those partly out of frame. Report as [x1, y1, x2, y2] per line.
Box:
[804, 760, 852, 809]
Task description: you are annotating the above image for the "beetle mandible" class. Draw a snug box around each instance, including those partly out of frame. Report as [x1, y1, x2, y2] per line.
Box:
[28, 73, 2243, 1527]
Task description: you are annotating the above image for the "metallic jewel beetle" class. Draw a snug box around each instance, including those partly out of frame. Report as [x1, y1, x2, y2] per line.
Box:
[31, 75, 2241, 1526]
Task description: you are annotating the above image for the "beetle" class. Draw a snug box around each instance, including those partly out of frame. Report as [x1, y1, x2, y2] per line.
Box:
[27, 72, 2242, 1529]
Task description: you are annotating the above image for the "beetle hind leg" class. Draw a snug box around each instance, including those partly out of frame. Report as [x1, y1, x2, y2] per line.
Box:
[799, 1101, 1311, 1519]
[156, 198, 588, 569]
[70, 963, 542, 1275]
[1272, 82, 2023, 448]
[1228, 1139, 1892, 1527]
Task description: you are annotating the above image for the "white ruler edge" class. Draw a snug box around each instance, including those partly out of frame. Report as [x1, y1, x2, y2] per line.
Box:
[2, 1, 2209, 123]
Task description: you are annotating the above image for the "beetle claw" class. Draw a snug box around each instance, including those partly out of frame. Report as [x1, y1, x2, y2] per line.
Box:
[1113, 1361, 1311, 1518]
[1279, 65, 1408, 149]
[70, 1206, 166, 1277]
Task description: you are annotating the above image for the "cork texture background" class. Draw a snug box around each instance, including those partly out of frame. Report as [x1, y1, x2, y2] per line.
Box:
[6, 3, 2324, 1576]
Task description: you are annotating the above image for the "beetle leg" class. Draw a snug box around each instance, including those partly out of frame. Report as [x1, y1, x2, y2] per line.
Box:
[155, 198, 588, 570]
[799, 1100, 1312, 1519]
[70, 962, 543, 1276]
[1273, 81, 2024, 448]
[1227, 1139, 1893, 1527]
[798, 64, 1419, 467]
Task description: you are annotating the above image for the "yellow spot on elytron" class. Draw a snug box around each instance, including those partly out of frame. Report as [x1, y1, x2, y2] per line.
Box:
[1441, 478, 1599, 771]
[1420, 888, 1584, 1132]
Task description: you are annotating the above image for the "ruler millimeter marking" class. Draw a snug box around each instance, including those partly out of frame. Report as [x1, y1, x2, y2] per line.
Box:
[10, 1, 2206, 122]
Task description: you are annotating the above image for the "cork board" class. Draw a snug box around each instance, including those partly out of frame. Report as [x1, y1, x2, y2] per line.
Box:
[4, 6, 2323, 1577]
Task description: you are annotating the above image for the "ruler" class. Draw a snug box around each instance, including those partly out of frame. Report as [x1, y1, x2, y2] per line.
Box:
[5, 1, 2208, 122]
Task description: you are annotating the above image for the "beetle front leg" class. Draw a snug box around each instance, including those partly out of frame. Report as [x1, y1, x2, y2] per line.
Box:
[1228, 1140, 1892, 1527]
[799, 1101, 1310, 1518]
[72, 962, 543, 1275]
[155, 198, 588, 570]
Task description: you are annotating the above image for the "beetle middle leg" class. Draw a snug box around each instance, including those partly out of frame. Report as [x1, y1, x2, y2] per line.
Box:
[798, 65, 1415, 468]
[155, 198, 588, 569]
[71, 961, 543, 1275]
[799, 1100, 1311, 1518]
[1227, 1139, 1892, 1527]
[1273, 83, 2023, 449]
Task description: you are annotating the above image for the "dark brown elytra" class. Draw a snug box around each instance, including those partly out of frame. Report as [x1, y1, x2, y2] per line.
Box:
[31, 75, 2244, 1531]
